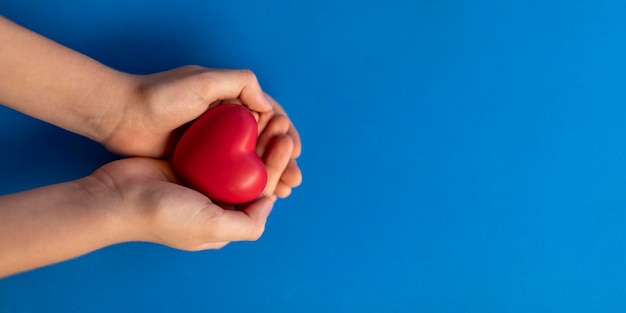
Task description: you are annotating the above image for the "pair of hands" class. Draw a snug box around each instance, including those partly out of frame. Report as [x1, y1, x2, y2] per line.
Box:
[85, 66, 301, 250]
[0, 17, 299, 276]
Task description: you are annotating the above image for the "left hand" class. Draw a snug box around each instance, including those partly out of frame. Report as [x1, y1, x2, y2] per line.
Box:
[99, 66, 273, 158]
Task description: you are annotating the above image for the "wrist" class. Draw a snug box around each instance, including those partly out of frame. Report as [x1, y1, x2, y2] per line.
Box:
[85, 69, 139, 145]
[72, 174, 139, 245]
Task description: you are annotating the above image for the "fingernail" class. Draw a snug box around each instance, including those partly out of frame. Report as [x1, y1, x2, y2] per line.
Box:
[263, 94, 274, 110]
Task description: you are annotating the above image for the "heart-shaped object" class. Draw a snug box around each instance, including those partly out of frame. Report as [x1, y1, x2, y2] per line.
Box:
[171, 103, 267, 204]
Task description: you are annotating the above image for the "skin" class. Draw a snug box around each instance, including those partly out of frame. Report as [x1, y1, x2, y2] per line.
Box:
[0, 16, 302, 277]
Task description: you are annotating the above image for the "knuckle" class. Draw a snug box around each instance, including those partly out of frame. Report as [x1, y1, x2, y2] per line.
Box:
[237, 69, 258, 83]
[271, 114, 291, 129]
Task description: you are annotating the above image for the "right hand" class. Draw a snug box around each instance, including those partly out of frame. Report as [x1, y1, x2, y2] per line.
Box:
[82, 157, 275, 250]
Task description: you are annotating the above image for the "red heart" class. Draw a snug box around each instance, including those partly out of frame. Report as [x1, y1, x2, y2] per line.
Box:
[171, 104, 267, 204]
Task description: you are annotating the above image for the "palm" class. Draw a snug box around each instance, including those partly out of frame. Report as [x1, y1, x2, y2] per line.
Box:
[92, 158, 271, 251]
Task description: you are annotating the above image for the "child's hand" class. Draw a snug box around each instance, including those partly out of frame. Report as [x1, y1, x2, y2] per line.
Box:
[100, 66, 273, 158]
[0, 157, 275, 277]
[86, 157, 274, 250]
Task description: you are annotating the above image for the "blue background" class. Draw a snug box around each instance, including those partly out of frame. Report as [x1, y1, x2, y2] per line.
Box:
[1, 1, 626, 312]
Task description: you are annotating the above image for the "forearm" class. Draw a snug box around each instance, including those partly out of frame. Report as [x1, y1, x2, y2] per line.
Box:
[0, 16, 133, 142]
[0, 178, 128, 278]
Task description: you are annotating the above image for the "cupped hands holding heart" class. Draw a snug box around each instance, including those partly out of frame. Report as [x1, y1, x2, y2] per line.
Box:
[92, 67, 302, 251]
[0, 16, 302, 277]
[100, 66, 302, 201]
[95, 66, 303, 245]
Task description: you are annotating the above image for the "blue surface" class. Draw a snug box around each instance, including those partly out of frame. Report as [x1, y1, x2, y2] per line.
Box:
[2, 1, 626, 312]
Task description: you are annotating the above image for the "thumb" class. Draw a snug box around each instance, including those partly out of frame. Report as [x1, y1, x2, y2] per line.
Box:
[205, 69, 272, 113]
[208, 197, 275, 242]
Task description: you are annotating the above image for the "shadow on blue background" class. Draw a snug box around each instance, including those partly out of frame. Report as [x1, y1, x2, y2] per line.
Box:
[2, 1, 626, 312]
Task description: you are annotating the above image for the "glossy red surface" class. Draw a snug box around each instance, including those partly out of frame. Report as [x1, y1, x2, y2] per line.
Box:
[172, 104, 267, 204]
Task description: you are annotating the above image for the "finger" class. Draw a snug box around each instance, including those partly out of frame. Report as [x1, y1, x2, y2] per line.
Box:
[215, 98, 260, 122]
[256, 110, 274, 134]
[264, 93, 301, 158]
[280, 159, 302, 188]
[256, 114, 291, 157]
[203, 69, 272, 113]
[262, 135, 294, 197]
[219, 98, 242, 105]
[264, 93, 286, 115]
[209, 197, 274, 242]
[274, 182, 292, 198]
[287, 125, 302, 158]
